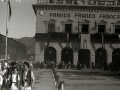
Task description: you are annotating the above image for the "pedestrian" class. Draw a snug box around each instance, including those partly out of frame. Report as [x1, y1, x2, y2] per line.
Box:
[9, 67, 20, 90]
[20, 62, 35, 90]
[68, 61, 71, 70]
[92, 62, 95, 70]
[77, 61, 80, 69]
[2, 61, 11, 90]
[84, 64, 86, 70]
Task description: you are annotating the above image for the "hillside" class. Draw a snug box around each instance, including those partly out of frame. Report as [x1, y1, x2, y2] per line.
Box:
[0, 34, 27, 61]
[15, 36, 35, 49]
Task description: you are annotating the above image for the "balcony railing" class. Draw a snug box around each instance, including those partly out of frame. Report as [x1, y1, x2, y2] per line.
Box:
[35, 32, 120, 43]
[36, 0, 120, 7]
[35, 32, 80, 41]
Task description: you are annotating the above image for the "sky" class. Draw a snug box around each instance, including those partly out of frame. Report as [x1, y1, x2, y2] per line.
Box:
[0, 0, 36, 38]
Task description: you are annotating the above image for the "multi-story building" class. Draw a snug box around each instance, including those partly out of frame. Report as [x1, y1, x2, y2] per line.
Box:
[33, 0, 120, 68]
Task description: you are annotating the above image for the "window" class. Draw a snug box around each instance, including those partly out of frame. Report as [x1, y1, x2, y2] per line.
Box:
[98, 1, 114, 5]
[115, 25, 120, 33]
[107, 1, 114, 5]
[56, 0, 63, 4]
[49, 0, 54, 3]
[98, 25, 105, 33]
[48, 23, 55, 32]
[65, 24, 72, 33]
[65, 0, 72, 4]
[82, 24, 89, 33]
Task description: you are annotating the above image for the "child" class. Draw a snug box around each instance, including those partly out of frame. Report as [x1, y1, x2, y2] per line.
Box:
[9, 67, 20, 90]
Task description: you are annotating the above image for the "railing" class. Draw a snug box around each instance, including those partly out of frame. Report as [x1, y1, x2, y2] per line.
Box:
[46, 28, 114, 34]
[36, 0, 120, 7]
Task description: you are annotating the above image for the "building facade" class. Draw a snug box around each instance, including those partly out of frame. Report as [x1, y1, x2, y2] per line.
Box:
[33, 0, 120, 68]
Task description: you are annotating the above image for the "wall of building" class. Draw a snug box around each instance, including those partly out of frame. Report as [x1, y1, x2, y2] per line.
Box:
[35, 39, 120, 65]
[34, 5, 120, 66]
[36, 9, 120, 33]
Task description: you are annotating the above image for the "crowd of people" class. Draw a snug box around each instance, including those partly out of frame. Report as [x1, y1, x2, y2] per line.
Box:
[0, 60, 35, 90]
[32, 61, 72, 70]
[0, 59, 118, 90]
[76, 61, 120, 72]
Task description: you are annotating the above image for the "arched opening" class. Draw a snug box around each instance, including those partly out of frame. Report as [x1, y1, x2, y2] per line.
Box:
[61, 47, 73, 65]
[44, 47, 56, 63]
[112, 48, 120, 71]
[95, 48, 107, 69]
[78, 49, 90, 68]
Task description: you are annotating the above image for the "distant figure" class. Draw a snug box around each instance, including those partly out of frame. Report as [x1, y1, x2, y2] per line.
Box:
[110, 61, 115, 72]
[68, 61, 71, 70]
[84, 64, 86, 70]
[92, 62, 95, 70]
[77, 61, 80, 69]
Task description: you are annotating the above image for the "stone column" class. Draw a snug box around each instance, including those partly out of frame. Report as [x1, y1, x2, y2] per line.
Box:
[35, 42, 40, 61]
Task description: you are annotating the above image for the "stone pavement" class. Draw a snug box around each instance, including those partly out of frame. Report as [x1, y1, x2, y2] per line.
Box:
[56, 69, 120, 90]
[32, 69, 120, 90]
[32, 70, 56, 90]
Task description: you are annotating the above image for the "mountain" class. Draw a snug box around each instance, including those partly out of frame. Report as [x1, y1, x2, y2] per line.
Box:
[0, 34, 27, 61]
[14, 36, 35, 61]
[15, 36, 35, 49]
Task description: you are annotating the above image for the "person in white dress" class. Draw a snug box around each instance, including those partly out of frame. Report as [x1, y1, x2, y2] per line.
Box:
[9, 67, 20, 90]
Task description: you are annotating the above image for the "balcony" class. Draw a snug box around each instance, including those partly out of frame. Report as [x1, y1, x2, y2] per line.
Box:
[35, 32, 120, 43]
[36, 0, 120, 7]
[35, 32, 80, 41]
[91, 33, 120, 43]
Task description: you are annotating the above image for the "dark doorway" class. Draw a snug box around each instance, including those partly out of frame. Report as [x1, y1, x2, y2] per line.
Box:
[95, 48, 107, 69]
[98, 25, 105, 33]
[82, 24, 89, 33]
[61, 47, 73, 65]
[44, 47, 56, 63]
[115, 25, 120, 33]
[78, 49, 90, 68]
[65, 24, 72, 33]
[112, 48, 120, 71]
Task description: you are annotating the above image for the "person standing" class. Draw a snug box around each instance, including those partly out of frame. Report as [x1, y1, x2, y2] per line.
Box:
[0, 63, 4, 89]
[92, 62, 95, 70]
[9, 67, 20, 90]
[20, 62, 35, 90]
[68, 61, 71, 70]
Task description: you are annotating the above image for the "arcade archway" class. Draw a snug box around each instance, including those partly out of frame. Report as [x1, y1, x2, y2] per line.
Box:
[44, 47, 56, 63]
[61, 47, 73, 65]
[78, 49, 90, 68]
[112, 48, 120, 71]
[95, 48, 107, 69]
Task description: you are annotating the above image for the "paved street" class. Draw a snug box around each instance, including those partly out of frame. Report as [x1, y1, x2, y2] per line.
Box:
[33, 70, 56, 90]
[57, 69, 120, 90]
[32, 69, 120, 90]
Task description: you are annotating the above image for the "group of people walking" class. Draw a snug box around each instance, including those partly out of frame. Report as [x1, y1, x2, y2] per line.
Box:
[0, 60, 35, 90]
